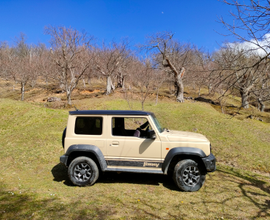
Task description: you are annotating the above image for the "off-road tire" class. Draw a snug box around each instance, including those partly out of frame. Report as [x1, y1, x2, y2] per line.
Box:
[173, 159, 205, 192]
[68, 156, 99, 186]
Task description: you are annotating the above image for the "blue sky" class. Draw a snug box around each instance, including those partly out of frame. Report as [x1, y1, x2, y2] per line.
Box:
[0, 0, 238, 52]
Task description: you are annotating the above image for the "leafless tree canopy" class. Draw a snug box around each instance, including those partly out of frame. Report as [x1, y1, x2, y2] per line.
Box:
[145, 32, 199, 102]
[214, 0, 270, 109]
[94, 40, 130, 95]
[0, 14, 270, 110]
[0, 34, 39, 100]
[45, 26, 94, 104]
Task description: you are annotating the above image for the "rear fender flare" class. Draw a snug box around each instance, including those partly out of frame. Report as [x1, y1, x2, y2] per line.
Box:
[65, 144, 107, 171]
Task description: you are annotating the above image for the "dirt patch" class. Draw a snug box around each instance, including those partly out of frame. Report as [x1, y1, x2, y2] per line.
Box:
[80, 89, 100, 95]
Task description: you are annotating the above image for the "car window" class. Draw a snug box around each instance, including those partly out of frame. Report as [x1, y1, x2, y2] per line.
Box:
[150, 114, 164, 132]
[112, 117, 151, 137]
[124, 118, 150, 130]
[75, 117, 103, 135]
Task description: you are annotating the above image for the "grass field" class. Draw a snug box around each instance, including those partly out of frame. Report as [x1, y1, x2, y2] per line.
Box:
[0, 97, 270, 219]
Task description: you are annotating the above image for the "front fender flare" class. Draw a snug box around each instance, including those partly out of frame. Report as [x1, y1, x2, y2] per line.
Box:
[162, 147, 206, 174]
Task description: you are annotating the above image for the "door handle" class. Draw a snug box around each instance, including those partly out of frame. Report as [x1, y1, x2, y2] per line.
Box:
[112, 141, 119, 146]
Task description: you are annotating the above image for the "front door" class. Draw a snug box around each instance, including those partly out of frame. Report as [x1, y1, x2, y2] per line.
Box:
[106, 116, 162, 169]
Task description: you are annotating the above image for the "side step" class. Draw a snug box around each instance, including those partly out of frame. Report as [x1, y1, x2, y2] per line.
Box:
[104, 167, 164, 174]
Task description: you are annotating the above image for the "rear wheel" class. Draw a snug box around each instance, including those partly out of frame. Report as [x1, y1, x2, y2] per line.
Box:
[68, 156, 99, 186]
[173, 159, 205, 192]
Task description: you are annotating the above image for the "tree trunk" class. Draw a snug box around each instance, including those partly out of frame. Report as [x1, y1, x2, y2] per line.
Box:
[117, 75, 125, 89]
[208, 84, 212, 94]
[258, 98, 265, 112]
[155, 87, 159, 105]
[141, 102, 144, 111]
[66, 89, 72, 105]
[21, 82, 25, 101]
[106, 75, 115, 95]
[116, 72, 125, 89]
[193, 82, 196, 90]
[240, 88, 249, 108]
[175, 72, 184, 102]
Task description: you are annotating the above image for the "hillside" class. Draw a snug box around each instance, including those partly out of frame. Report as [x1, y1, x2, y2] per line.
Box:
[0, 97, 269, 219]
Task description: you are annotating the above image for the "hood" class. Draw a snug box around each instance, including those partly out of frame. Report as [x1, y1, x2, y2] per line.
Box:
[164, 130, 210, 143]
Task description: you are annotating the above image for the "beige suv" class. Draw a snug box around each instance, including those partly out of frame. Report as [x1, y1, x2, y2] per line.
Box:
[60, 110, 216, 192]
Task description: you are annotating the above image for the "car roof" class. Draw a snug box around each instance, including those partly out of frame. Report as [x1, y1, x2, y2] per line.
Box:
[69, 110, 154, 116]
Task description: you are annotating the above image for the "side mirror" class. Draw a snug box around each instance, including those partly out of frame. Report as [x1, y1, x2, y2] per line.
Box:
[148, 130, 156, 139]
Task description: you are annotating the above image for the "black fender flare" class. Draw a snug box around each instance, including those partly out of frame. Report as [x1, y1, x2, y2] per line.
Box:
[162, 147, 206, 174]
[64, 144, 107, 171]
[62, 127, 66, 148]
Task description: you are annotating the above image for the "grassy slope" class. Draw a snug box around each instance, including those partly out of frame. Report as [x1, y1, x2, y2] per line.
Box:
[0, 98, 269, 219]
[74, 97, 270, 172]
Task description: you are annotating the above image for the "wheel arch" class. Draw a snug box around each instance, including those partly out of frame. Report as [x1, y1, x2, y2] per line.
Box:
[65, 144, 107, 171]
[162, 147, 207, 175]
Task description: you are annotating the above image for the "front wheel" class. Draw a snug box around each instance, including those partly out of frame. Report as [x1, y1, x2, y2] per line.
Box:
[68, 157, 99, 186]
[173, 159, 205, 192]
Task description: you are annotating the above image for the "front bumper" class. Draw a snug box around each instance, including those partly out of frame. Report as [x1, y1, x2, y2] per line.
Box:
[202, 153, 216, 172]
[60, 154, 68, 166]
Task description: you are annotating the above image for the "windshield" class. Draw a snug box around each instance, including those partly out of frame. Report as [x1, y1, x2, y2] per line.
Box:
[150, 114, 164, 133]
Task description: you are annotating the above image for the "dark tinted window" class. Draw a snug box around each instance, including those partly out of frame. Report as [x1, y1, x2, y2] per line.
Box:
[75, 117, 102, 135]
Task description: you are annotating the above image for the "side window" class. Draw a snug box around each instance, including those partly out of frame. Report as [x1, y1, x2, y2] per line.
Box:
[112, 117, 151, 137]
[112, 117, 125, 136]
[75, 117, 103, 135]
[124, 117, 150, 130]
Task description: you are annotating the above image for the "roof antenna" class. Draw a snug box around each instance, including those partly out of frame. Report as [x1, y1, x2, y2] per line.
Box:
[73, 105, 78, 111]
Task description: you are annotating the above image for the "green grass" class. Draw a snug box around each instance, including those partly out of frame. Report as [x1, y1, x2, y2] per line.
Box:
[0, 98, 270, 219]
[72, 97, 270, 172]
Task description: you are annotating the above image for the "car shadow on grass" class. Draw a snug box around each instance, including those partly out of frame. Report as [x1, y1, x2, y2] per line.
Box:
[51, 163, 74, 186]
[98, 172, 179, 191]
[51, 163, 179, 191]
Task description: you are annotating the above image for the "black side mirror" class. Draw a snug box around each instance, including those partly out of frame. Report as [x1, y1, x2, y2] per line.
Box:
[148, 130, 156, 139]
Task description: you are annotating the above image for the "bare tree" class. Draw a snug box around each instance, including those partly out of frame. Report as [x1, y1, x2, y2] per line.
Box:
[0, 43, 15, 87]
[217, 0, 270, 109]
[0, 42, 9, 81]
[221, 0, 270, 49]
[2, 34, 38, 101]
[94, 41, 130, 95]
[213, 45, 270, 108]
[186, 51, 218, 96]
[146, 32, 194, 102]
[252, 70, 270, 111]
[116, 55, 132, 89]
[152, 68, 166, 105]
[131, 58, 156, 110]
[45, 26, 94, 105]
[34, 43, 53, 86]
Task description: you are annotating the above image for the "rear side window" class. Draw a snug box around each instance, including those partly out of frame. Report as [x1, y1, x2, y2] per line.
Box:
[75, 117, 103, 135]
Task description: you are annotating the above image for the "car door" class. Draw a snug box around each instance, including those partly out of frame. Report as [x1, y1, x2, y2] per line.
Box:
[105, 116, 162, 169]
